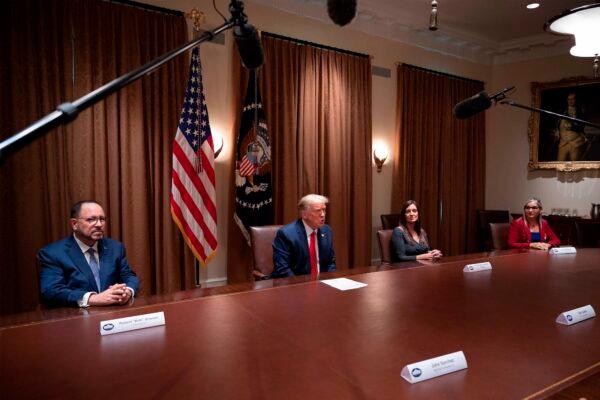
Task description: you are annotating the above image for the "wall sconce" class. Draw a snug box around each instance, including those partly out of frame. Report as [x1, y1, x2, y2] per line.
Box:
[545, 4, 600, 78]
[373, 143, 389, 173]
[213, 132, 224, 159]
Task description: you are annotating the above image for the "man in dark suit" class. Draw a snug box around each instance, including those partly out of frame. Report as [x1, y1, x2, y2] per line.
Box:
[272, 194, 336, 278]
[38, 200, 139, 307]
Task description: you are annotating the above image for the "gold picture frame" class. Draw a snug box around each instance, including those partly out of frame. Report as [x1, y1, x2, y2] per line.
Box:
[528, 76, 600, 171]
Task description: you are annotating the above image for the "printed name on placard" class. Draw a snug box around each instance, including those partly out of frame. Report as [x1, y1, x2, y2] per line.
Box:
[463, 261, 492, 273]
[100, 311, 165, 336]
[401, 351, 468, 384]
[549, 246, 577, 255]
[556, 305, 595, 325]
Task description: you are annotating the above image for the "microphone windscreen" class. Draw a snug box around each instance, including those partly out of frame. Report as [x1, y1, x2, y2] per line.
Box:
[453, 91, 492, 119]
[327, 0, 357, 26]
[233, 24, 264, 69]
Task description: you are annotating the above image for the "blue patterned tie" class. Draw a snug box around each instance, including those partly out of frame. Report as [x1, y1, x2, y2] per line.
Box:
[87, 248, 101, 291]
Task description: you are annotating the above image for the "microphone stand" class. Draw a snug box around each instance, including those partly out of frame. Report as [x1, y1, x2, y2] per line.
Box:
[0, 1, 249, 160]
[499, 99, 600, 130]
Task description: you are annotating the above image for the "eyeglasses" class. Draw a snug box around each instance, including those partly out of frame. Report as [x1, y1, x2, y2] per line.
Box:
[524, 206, 540, 210]
[77, 217, 107, 225]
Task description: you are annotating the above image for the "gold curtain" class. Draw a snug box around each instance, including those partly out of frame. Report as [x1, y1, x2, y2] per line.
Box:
[0, 0, 194, 314]
[228, 34, 373, 282]
[391, 64, 485, 255]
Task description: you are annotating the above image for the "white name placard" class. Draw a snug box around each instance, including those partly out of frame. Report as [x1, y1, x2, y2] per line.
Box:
[100, 311, 165, 336]
[550, 246, 577, 255]
[401, 351, 468, 384]
[463, 261, 492, 273]
[556, 305, 595, 325]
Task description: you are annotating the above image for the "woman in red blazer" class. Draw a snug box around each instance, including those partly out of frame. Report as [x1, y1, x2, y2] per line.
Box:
[508, 198, 560, 250]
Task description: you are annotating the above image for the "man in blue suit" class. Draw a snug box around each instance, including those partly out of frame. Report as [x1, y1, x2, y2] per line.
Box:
[38, 200, 139, 307]
[272, 194, 336, 278]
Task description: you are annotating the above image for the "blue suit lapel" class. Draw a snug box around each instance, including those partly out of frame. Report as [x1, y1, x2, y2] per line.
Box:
[317, 228, 326, 263]
[98, 239, 111, 292]
[65, 236, 99, 292]
[295, 220, 310, 272]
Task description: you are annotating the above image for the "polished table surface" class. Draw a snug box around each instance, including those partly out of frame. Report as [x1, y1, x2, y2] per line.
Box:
[1, 249, 600, 399]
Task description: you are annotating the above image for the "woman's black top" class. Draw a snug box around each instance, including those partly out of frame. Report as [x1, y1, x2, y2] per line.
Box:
[391, 226, 430, 262]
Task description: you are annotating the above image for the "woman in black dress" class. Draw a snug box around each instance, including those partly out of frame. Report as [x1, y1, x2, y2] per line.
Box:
[391, 200, 442, 261]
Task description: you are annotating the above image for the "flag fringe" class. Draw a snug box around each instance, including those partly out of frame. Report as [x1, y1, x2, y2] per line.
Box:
[171, 205, 217, 267]
[234, 213, 251, 246]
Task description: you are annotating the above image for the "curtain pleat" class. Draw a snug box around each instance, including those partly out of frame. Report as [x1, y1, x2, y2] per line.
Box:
[391, 64, 485, 255]
[228, 35, 372, 282]
[0, 0, 193, 314]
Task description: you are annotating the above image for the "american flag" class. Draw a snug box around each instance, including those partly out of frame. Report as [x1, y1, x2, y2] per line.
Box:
[170, 47, 217, 266]
[238, 155, 257, 176]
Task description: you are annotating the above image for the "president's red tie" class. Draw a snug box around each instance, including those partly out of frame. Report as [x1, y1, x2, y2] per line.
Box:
[309, 231, 317, 277]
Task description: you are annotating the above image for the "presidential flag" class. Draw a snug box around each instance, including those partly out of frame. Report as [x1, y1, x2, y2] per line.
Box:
[171, 47, 217, 266]
[234, 70, 273, 243]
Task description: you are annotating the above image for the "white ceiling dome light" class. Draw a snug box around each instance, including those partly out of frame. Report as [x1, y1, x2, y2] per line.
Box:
[545, 3, 600, 77]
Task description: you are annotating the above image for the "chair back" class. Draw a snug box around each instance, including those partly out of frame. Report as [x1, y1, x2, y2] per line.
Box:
[249, 225, 282, 279]
[574, 220, 600, 248]
[377, 229, 394, 265]
[380, 214, 401, 230]
[489, 222, 510, 250]
[476, 210, 510, 251]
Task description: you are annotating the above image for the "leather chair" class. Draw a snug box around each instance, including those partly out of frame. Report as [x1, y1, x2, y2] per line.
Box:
[574, 220, 600, 248]
[249, 225, 282, 280]
[476, 210, 510, 251]
[380, 213, 401, 230]
[489, 222, 510, 250]
[377, 229, 394, 265]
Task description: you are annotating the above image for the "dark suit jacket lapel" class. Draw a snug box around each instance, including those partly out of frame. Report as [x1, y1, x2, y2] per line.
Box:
[65, 235, 99, 292]
[295, 219, 310, 272]
[98, 239, 111, 291]
[317, 228, 327, 266]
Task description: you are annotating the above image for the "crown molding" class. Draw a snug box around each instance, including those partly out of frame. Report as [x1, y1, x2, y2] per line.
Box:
[250, 0, 575, 66]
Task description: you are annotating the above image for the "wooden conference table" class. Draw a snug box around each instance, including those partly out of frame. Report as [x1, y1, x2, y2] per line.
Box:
[1, 249, 600, 399]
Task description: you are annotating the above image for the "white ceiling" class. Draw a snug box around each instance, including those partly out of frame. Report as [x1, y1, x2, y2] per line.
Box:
[250, 0, 591, 64]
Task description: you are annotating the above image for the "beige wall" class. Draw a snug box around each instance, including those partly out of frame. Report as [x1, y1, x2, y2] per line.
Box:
[486, 55, 600, 217]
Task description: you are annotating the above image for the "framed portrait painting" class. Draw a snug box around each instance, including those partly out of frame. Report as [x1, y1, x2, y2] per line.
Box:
[528, 77, 600, 171]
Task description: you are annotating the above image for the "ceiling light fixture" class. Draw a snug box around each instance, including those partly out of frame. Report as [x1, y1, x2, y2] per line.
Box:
[545, 3, 600, 77]
[526, 3, 540, 10]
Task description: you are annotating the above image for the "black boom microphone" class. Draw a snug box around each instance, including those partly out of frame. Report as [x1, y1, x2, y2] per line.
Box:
[327, 0, 357, 26]
[0, 0, 265, 159]
[451, 84, 600, 129]
[233, 24, 264, 69]
[453, 86, 515, 119]
[230, 1, 264, 69]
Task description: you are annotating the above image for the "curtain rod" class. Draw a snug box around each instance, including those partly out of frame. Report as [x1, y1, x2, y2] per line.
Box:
[262, 31, 370, 59]
[400, 63, 483, 85]
[106, 0, 184, 17]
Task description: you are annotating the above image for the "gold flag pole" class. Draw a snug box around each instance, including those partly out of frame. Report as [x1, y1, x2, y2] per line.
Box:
[185, 8, 206, 287]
